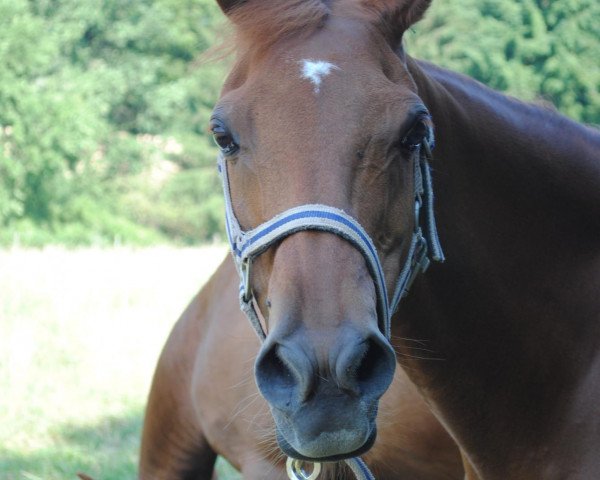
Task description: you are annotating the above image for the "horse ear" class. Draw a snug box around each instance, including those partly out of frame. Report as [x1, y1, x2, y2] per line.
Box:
[215, 0, 245, 15]
[397, 0, 432, 29]
[368, 0, 432, 47]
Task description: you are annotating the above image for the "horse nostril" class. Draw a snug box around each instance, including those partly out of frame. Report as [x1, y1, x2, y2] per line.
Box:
[260, 344, 295, 388]
[352, 337, 396, 396]
[255, 343, 303, 409]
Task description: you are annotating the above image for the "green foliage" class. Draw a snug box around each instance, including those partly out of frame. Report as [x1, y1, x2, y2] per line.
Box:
[0, 0, 227, 246]
[407, 0, 600, 124]
[0, 0, 597, 246]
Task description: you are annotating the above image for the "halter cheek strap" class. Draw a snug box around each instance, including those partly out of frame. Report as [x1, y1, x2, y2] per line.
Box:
[218, 140, 444, 341]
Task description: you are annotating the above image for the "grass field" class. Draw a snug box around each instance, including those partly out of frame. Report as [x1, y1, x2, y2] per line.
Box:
[0, 246, 241, 480]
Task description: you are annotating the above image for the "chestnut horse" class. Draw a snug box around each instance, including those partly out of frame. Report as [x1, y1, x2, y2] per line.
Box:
[139, 258, 463, 479]
[141, 0, 600, 478]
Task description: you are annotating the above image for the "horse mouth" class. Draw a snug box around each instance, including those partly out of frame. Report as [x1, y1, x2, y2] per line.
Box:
[275, 425, 377, 462]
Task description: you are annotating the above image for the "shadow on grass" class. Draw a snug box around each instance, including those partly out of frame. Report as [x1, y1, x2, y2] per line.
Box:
[0, 408, 240, 480]
[0, 408, 143, 480]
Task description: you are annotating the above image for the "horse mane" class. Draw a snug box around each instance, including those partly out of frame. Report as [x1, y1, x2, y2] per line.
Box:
[419, 60, 600, 142]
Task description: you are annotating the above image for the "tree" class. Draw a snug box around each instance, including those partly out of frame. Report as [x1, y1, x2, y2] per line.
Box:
[407, 0, 600, 124]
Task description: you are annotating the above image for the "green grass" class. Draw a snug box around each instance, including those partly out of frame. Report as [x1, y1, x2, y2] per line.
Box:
[0, 246, 241, 480]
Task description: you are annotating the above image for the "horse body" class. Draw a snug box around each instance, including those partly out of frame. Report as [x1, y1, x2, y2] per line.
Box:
[139, 257, 463, 479]
[141, 1, 600, 478]
[398, 59, 600, 479]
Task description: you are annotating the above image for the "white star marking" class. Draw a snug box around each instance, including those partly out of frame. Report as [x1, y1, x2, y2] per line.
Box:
[300, 59, 339, 93]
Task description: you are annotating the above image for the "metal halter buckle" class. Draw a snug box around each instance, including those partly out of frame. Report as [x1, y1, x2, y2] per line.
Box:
[241, 257, 253, 302]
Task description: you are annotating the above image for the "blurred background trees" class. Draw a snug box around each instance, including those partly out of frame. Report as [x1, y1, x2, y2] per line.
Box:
[0, 0, 598, 246]
[406, 0, 599, 123]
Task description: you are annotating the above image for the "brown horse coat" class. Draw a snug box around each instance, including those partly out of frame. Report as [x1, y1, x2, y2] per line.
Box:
[139, 257, 463, 479]
[396, 58, 600, 479]
[141, 1, 600, 478]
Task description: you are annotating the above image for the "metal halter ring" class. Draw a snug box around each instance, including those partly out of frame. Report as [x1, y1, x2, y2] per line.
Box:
[286, 458, 322, 480]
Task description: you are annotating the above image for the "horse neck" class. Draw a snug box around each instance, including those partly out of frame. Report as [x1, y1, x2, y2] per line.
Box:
[409, 58, 600, 237]
[400, 58, 600, 476]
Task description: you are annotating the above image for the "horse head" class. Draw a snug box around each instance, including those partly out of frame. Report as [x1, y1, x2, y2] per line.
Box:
[211, 0, 437, 461]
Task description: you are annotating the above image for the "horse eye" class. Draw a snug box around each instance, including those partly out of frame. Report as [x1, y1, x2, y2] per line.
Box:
[401, 117, 431, 151]
[211, 123, 239, 155]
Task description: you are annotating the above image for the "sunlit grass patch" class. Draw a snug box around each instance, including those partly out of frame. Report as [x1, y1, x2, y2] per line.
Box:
[0, 246, 241, 479]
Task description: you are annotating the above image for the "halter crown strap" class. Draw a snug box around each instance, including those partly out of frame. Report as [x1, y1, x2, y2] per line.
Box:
[218, 140, 443, 341]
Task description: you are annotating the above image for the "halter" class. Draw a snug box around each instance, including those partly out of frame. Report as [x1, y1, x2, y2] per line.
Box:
[218, 140, 443, 480]
[218, 139, 444, 341]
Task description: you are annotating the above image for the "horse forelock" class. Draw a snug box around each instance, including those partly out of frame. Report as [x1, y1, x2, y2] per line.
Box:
[224, 0, 407, 57]
[227, 0, 332, 56]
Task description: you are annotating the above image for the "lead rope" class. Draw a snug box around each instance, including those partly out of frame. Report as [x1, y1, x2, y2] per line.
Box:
[218, 140, 443, 480]
[344, 457, 376, 480]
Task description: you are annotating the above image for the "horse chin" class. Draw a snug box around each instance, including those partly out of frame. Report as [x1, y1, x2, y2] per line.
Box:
[274, 421, 377, 462]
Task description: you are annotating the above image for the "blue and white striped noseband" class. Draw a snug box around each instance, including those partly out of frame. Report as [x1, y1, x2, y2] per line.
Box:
[218, 140, 444, 341]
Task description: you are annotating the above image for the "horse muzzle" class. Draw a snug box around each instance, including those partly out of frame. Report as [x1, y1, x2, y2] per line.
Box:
[275, 418, 378, 462]
[255, 325, 395, 460]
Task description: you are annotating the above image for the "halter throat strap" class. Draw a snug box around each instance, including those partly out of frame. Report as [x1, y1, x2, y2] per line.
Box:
[218, 141, 444, 341]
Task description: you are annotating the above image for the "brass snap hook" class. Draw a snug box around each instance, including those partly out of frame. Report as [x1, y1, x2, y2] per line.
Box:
[286, 458, 322, 480]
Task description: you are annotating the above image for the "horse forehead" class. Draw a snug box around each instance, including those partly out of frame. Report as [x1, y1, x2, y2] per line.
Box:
[227, 22, 389, 107]
[255, 48, 380, 107]
[259, 26, 376, 89]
